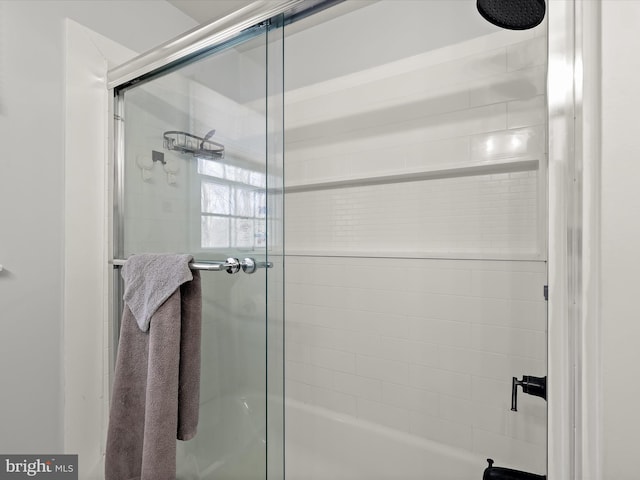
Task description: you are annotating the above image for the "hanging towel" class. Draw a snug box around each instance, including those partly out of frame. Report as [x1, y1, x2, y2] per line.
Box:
[105, 253, 202, 480]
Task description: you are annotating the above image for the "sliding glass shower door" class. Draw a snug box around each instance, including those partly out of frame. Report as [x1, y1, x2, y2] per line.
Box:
[112, 21, 284, 480]
[110, 1, 552, 478]
[282, 2, 548, 479]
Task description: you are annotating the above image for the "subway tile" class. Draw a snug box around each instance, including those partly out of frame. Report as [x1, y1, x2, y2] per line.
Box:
[337, 309, 389, 335]
[308, 346, 356, 373]
[471, 324, 546, 360]
[507, 356, 546, 380]
[469, 65, 546, 107]
[437, 395, 475, 426]
[285, 302, 318, 325]
[470, 125, 546, 161]
[284, 160, 307, 186]
[404, 293, 477, 323]
[380, 382, 439, 415]
[286, 172, 541, 254]
[471, 268, 546, 301]
[405, 340, 440, 367]
[285, 360, 334, 390]
[472, 401, 509, 435]
[437, 395, 508, 436]
[402, 265, 473, 295]
[407, 317, 472, 349]
[305, 325, 351, 351]
[287, 103, 507, 163]
[507, 95, 546, 129]
[309, 386, 357, 417]
[375, 337, 416, 362]
[469, 296, 546, 331]
[285, 341, 309, 363]
[411, 412, 473, 450]
[284, 321, 314, 345]
[303, 306, 352, 331]
[507, 36, 547, 72]
[333, 371, 382, 402]
[285, 379, 312, 403]
[356, 354, 409, 384]
[374, 314, 413, 339]
[403, 137, 471, 171]
[338, 330, 382, 357]
[306, 156, 351, 182]
[439, 345, 510, 380]
[409, 364, 472, 399]
[471, 375, 511, 408]
[287, 89, 472, 147]
[356, 398, 413, 433]
[506, 406, 547, 445]
[472, 428, 546, 474]
[286, 55, 504, 134]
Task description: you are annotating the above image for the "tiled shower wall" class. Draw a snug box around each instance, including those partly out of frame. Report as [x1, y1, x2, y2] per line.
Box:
[285, 257, 546, 471]
[122, 76, 192, 256]
[284, 25, 547, 473]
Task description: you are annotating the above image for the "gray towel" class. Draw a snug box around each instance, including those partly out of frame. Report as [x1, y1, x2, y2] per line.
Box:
[122, 253, 194, 332]
[105, 254, 202, 480]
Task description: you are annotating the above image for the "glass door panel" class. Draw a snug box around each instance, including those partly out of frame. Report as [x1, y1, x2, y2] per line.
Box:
[115, 22, 283, 480]
[281, 2, 548, 479]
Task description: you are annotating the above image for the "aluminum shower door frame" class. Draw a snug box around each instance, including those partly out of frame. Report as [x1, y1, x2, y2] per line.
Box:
[548, 1, 600, 479]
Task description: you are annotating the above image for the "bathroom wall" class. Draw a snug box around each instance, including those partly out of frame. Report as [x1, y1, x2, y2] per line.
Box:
[284, 3, 548, 474]
[0, 0, 197, 454]
[122, 41, 268, 257]
[600, 2, 640, 479]
[122, 77, 193, 256]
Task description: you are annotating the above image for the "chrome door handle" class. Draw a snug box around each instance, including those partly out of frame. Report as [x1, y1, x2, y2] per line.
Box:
[224, 257, 241, 274]
[225, 257, 273, 275]
[241, 257, 273, 274]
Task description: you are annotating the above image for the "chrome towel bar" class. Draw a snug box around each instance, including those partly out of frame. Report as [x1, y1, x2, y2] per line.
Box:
[110, 257, 272, 275]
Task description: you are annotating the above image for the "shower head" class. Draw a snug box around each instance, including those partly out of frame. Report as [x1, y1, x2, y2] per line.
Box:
[477, 0, 546, 30]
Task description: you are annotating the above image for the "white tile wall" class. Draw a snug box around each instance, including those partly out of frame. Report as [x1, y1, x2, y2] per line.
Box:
[284, 26, 548, 474]
[286, 170, 540, 256]
[285, 35, 547, 188]
[285, 34, 546, 259]
[285, 256, 547, 472]
[123, 76, 192, 256]
[122, 68, 267, 257]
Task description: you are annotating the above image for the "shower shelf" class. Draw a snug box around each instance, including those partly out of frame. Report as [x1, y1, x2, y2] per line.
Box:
[163, 130, 224, 160]
[285, 158, 540, 193]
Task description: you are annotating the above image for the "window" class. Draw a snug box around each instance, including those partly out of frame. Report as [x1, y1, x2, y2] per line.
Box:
[198, 158, 266, 250]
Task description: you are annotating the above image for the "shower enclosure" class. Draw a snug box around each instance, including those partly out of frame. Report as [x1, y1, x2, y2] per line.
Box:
[108, 1, 579, 478]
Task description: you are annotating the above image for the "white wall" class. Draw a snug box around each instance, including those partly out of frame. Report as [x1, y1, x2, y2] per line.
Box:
[0, 0, 196, 454]
[601, 2, 640, 479]
[285, 23, 547, 259]
[285, 257, 547, 472]
[64, 20, 137, 477]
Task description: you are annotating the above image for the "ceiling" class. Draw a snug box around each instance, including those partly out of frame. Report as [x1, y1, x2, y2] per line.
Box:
[167, 0, 254, 24]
